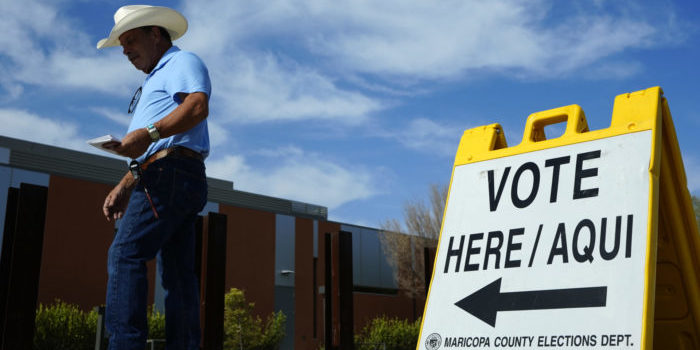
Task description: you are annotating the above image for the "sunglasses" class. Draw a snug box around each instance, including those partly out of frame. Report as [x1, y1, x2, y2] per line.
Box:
[128, 86, 142, 114]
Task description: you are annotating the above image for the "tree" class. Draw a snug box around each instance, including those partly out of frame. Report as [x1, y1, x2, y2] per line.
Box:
[223, 288, 286, 350]
[380, 184, 447, 298]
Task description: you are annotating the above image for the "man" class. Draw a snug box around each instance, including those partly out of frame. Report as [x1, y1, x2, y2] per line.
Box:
[97, 5, 210, 349]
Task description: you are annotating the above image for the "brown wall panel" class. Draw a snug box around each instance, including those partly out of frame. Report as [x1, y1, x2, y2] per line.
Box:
[39, 175, 157, 310]
[219, 205, 275, 317]
[39, 176, 111, 310]
[294, 218, 315, 349]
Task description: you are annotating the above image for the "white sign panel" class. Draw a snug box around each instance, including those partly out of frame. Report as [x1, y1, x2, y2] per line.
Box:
[420, 131, 652, 350]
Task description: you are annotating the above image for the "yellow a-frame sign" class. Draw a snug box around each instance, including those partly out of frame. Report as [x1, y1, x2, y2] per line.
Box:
[418, 87, 699, 350]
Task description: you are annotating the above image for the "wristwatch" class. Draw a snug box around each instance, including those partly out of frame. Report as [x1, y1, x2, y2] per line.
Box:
[146, 124, 160, 142]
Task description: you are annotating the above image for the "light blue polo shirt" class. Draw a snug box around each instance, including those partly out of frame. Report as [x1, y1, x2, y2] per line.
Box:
[128, 46, 211, 163]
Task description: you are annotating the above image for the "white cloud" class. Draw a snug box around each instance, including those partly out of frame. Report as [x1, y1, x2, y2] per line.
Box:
[176, 1, 386, 124]
[0, 108, 90, 152]
[207, 53, 384, 124]
[401, 119, 464, 154]
[0, 0, 142, 98]
[173, 0, 686, 127]
[185, 0, 679, 82]
[579, 61, 644, 80]
[251, 145, 304, 158]
[302, 1, 666, 80]
[306, 1, 545, 79]
[46, 50, 141, 94]
[375, 118, 466, 156]
[1, 0, 685, 126]
[206, 149, 376, 209]
[207, 120, 231, 150]
[90, 107, 131, 127]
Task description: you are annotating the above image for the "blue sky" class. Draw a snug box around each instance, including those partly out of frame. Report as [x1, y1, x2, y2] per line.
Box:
[1, 0, 699, 228]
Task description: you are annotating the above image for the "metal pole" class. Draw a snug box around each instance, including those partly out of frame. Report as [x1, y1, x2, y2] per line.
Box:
[94, 306, 106, 350]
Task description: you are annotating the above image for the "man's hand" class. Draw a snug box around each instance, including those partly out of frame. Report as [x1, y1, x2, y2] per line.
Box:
[103, 178, 134, 222]
[105, 128, 151, 159]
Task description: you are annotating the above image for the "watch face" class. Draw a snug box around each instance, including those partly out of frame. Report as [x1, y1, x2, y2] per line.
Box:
[147, 124, 160, 141]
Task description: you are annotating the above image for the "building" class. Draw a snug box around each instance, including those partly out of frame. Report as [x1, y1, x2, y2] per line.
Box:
[0, 135, 430, 349]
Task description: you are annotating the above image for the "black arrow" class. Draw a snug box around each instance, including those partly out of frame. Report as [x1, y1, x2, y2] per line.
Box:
[455, 278, 607, 327]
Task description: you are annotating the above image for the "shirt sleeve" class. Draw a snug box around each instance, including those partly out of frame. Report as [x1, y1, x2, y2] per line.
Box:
[166, 51, 212, 104]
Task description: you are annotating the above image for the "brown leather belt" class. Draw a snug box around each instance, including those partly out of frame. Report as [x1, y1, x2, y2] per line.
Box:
[141, 146, 203, 170]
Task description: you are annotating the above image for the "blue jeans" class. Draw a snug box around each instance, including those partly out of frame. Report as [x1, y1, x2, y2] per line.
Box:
[106, 156, 207, 350]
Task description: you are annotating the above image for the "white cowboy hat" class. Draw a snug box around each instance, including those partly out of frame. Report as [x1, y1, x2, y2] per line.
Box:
[96, 5, 187, 49]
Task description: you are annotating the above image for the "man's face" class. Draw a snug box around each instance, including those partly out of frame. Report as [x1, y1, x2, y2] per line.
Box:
[119, 27, 159, 74]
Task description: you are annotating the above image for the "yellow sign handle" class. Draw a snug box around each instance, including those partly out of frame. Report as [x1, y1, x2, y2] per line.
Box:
[522, 104, 589, 143]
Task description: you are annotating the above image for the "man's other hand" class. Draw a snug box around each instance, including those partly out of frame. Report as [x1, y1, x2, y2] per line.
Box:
[103, 184, 132, 222]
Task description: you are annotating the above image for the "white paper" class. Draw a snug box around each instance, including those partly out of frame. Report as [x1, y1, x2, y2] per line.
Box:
[86, 135, 122, 155]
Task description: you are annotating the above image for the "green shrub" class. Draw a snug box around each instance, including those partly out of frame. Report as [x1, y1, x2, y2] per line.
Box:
[147, 307, 166, 340]
[33, 300, 98, 350]
[146, 307, 166, 349]
[223, 288, 286, 350]
[355, 316, 421, 350]
[34, 291, 285, 350]
[33, 300, 166, 350]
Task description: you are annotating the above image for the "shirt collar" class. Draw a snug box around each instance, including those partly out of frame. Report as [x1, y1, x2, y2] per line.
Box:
[148, 46, 180, 77]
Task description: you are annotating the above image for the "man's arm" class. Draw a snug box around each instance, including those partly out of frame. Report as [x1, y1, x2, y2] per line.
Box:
[109, 91, 209, 159]
[155, 91, 209, 138]
[103, 171, 137, 222]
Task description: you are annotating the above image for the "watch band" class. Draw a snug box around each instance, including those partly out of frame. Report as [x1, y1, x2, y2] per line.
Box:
[146, 124, 160, 142]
